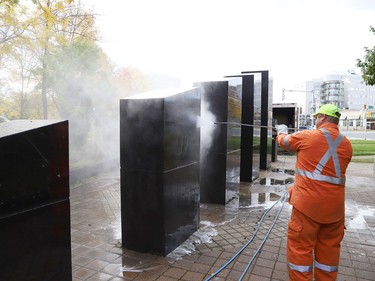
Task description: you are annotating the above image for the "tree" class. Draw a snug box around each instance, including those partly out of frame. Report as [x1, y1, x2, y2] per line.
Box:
[30, 0, 99, 119]
[46, 41, 110, 142]
[45, 40, 119, 163]
[5, 44, 40, 118]
[0, 0, 99, 119]
[0, 0, 35, 74]
[356, 26, 375, 86]
[0, 0, 28, 46]
[115, 65, 151, 97]
[0, 4, 39, 118]
[0, 0, 98, 119]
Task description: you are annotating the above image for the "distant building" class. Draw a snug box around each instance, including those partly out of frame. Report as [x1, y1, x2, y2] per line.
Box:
[344, 73, 375, 110]
[281, 71, 375, 129]
[311, 73, 375, 110]
[320, 76, 345, 108]
[340, 108, 375, 130]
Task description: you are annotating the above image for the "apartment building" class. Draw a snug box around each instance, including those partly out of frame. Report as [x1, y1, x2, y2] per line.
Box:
[283, 72, 375, 129]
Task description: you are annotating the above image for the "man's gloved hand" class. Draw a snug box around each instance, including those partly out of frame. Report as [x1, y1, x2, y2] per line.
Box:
[276, 124, 288, 135]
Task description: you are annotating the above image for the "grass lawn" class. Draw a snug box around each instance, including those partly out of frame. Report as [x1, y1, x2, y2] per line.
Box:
[277, 139, 375, 163]
[350, 139, 375, 156]
[350, 139, 375, 163]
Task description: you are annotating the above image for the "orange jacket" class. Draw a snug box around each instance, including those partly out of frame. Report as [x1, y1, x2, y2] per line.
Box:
[276, 123, 352, 223]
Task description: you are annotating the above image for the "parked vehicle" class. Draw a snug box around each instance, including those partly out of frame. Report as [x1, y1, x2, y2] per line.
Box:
[299, 126, 312, 131]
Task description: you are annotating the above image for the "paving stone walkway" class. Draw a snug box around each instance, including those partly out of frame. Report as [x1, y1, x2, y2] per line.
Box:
[71, 155, 375, 281]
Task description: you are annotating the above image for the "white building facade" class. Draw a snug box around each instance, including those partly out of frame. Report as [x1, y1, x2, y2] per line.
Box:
[344, 73, 375, 110]
[282, 72, 375, 129]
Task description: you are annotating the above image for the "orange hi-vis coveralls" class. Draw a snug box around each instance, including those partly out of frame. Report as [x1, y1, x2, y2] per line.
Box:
[276, 123, 352, 281]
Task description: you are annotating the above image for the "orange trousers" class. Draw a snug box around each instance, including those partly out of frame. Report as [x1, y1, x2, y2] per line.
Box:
[287, 207, 345, 281]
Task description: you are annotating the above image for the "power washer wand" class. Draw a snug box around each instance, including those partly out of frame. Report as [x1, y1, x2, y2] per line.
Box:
[214, 122, 296, 131]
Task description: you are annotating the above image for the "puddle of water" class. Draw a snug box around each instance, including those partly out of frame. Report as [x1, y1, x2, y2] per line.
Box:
[258, 177, 294, 185]
[347, 208, 374, 230]
[120, 219, 224, 272]
[166, 220, 221, 262]
[271, 168, 295, 176]
[226, 175, 293, 208]
[121, 252, 166, 273]
[348, 214, 368, 229]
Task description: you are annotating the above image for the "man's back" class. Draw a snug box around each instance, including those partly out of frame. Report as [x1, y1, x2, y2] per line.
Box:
[277, 123, 352, 223]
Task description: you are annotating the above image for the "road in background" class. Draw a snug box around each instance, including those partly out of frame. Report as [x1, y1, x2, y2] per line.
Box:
[340, 130, 375, 140]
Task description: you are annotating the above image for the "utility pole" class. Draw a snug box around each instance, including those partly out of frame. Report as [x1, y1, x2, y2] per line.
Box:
[364, 104, 367, 140]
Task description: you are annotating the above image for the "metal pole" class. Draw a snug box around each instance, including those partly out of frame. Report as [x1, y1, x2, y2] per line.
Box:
[364, 106, 367, 140]
[214, 121, 276, 129]
[214, 121, 298, 131]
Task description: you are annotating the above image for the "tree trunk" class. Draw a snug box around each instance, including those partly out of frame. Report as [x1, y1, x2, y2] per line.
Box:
[41, 47, 48, 119]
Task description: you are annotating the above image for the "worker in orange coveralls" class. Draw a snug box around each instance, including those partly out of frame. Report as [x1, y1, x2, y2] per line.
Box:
[276, 104, 352, 281]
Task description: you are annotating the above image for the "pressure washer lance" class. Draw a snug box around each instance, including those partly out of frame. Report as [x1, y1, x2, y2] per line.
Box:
[214, 121, 298, 131]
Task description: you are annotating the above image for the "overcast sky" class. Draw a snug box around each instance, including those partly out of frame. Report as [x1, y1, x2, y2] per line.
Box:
[84, 0, 375, 101]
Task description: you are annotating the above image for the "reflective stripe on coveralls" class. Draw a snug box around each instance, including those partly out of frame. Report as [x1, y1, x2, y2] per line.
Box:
[288, 262, 313, 273]
[314, 260, 339, 272]
[294, 128, 346, 185]
[287, 260, 338, 274]
[283, 134, 292, 152]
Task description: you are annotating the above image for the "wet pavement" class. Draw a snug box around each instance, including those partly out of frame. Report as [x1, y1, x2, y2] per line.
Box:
[70, 155, 375, 281]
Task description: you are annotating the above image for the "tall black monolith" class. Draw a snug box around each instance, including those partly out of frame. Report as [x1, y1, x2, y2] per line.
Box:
[0, 120, 71, 281]
[194, 78, 242, 204]
[120, 88, 200, 256]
